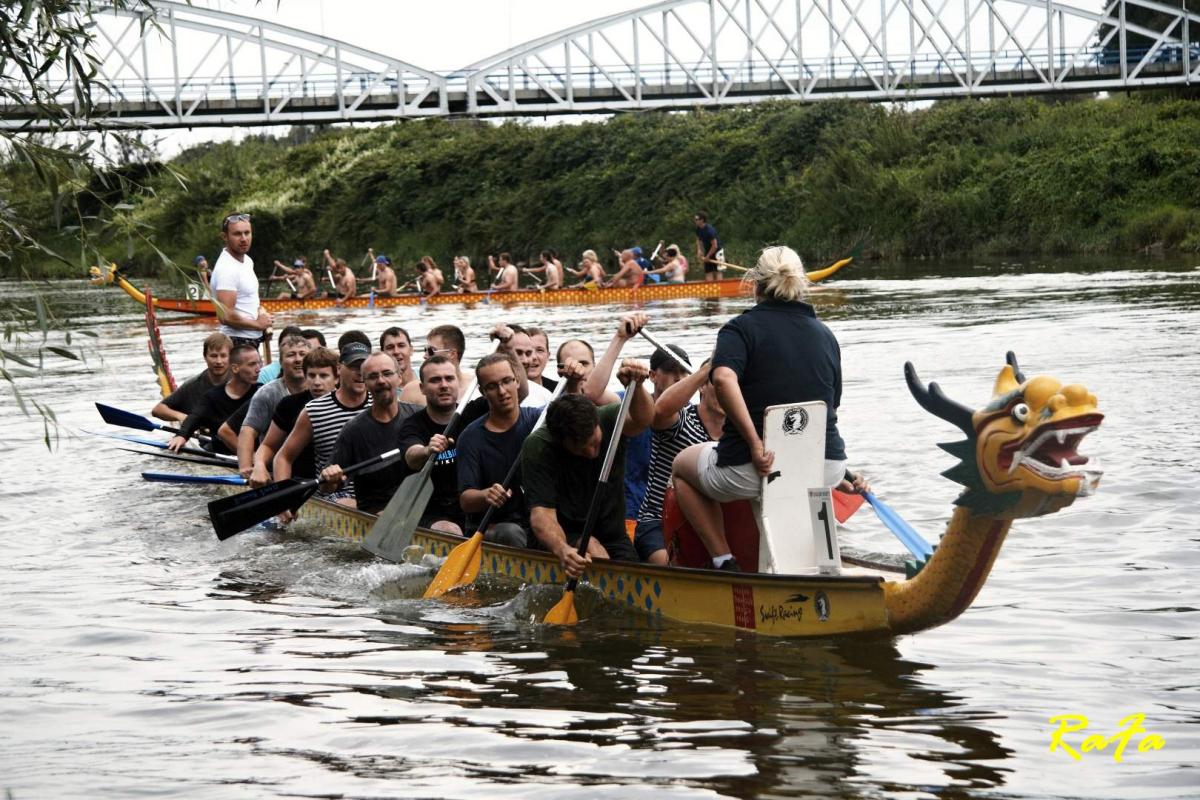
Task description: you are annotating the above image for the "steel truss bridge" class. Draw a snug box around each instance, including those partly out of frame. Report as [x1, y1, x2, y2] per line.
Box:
[2, 0, 1197, 130]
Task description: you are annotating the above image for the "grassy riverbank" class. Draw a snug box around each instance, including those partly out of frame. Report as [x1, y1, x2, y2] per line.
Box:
[6, 93, 1200, 279]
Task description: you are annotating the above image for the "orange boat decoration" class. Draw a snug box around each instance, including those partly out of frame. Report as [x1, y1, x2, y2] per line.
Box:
[89, 254, 853, 315]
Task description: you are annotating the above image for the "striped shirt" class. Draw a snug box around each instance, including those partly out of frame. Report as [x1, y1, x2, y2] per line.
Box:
[636, 404, 711, 524]
[306, 391, 370, 495]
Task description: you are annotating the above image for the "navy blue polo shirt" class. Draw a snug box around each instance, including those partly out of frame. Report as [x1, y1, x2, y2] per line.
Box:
[696, 224, 721, 254]
[710, 299, 847, 466]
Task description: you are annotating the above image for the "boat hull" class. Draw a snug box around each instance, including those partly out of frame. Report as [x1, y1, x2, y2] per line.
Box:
[298, 496, 891, 638]
[116, 276, 747, 315]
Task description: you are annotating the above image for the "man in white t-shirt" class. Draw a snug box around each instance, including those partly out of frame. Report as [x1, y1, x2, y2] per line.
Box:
[211, 213, 273, 346]
[490, 323, 553, 406]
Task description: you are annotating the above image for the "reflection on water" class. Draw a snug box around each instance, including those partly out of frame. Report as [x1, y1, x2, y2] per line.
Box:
[1, 260, 1197, 798]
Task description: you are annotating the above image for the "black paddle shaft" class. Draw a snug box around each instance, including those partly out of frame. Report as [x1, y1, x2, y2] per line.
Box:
[209, 446, 403, 540]
[561, 386, 638, 592]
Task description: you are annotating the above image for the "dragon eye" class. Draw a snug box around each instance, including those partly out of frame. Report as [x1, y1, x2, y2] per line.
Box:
[1011, 403, 1030, 423]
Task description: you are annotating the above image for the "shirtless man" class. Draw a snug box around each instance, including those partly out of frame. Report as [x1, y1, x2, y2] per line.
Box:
[453, 256, 477, 292]
[416, 260, 445, 296]
[606, 249, 644, 288]
[369, 250, 398, 296]
[323, 249, 357, 304]
[272, 257, 317, 299]
[488, 252, 520, 292]
[522, 249, 563, 289]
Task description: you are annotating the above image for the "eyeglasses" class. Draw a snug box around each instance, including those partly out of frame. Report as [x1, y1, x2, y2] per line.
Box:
[364, 369, 397, 382]
[482, 375, 518, 394]
[222, 213, 251, 231]
[425, 346, 453, 357]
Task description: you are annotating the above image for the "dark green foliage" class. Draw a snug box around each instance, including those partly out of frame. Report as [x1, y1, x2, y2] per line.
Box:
[16, 95, 1200, 277]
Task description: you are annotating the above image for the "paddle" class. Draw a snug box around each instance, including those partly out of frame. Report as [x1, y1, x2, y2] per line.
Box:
[88, 430, 235, 462]
[207, 447, 404, 541]
[543, 385, 638, 625]
[864, 491, 935, 560]
[96, 401, 183, 436]
[143, 471, 247, 486]
[117, 446, 239, 470]
[423, 380, 567, 598]
[360, 381, 479, 562]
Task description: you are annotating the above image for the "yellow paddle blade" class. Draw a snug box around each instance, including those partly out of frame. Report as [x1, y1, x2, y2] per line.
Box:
[806, 255, 853, 283]
[582, 281, 599, 292]
[542, 589, 578, 625]
[423, 532, 483, 599]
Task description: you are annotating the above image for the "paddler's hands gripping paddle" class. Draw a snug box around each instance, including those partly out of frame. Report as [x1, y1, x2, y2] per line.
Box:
[424, 380, 567, 598]
[542, 382, 638, 626]
[361, 381, 478, 562]
[207, 447, 404, 540]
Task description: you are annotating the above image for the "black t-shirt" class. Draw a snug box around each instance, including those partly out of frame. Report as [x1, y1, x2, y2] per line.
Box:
[178, 382, 260, 454]
[163, 369, 225, 415]
[397, 408, 466, 525]
[710, 299, 846, 465]
[272, 390, 314, 478]
[521, 402, 629, 554]
[540, 376, 558, 392]
[457, 407, 540, 528]
[330, 402, 422, 514]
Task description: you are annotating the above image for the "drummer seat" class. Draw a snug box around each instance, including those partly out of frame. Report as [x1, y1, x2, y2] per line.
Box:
[661, 485, 760, 570]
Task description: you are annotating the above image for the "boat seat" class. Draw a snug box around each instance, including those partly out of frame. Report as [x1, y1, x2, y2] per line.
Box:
[661, 486, 760, 570]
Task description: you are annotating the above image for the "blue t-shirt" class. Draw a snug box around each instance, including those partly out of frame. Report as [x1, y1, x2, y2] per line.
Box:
[696, 224, 721, 255]
[457, 407, 541, 527]
[257, 361, 281, 384]
[617, 388, 651, 519]
[710, 299, 846, 466]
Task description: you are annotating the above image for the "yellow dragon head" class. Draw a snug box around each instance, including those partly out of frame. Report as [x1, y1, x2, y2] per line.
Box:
[905, 353, 1103, 519]
[88, 262, 119, 286]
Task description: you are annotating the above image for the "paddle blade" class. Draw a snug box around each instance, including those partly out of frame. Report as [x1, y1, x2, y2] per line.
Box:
[542, 589, 579, 625]
[423, 532, 483, 599]
[96, 402, 157, 432]
[361, 468, 435, 562]
[207, 479, 317, 541]
[143, 471, 246, 485]
[832, 489, 866, 523]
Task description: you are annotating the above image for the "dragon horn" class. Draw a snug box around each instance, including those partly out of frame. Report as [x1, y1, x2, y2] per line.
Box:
[1005, 351, 1027, 384]
[904, 362, 975, 435]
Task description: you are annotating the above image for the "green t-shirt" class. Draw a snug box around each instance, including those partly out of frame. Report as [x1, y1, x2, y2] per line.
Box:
[521, 402, 628, 550]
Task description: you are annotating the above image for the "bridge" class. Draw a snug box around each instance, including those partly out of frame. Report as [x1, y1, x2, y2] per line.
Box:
[2, 0, 1197, 129]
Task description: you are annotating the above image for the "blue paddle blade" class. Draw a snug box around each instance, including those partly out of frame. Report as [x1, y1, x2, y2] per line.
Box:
[142, 471, 247, 485]
[865, 492, 935, 559]
[95, 402, 158, 432]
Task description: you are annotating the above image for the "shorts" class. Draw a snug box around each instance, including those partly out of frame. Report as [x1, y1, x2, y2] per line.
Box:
[703, 248, 726, 273]
[633, 518, 665, 561]
[695, 442, 762, 503]
[229, 336, 262, 349]
[484, 522, 529, 549]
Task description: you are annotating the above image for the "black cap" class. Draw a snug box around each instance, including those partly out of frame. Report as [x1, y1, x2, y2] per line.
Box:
[339, 342, 370, 366]
[650, 343, 689, 373]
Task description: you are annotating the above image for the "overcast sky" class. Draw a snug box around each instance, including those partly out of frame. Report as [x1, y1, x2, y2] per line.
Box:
[145, 0, 646, 154]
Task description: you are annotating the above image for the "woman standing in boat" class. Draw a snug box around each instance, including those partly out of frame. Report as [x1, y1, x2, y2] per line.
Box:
[670, 245, 867, 572]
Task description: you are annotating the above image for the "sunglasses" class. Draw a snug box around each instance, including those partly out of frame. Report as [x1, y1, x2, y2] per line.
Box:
[222, 212, 251, 231]
[425, 346, 453, 357]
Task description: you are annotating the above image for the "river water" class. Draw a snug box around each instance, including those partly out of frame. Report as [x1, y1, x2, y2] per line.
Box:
[1, 260, 1197, 799]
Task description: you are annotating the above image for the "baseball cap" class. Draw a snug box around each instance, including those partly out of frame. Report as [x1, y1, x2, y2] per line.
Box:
[375, 255, 391, 265]
[631, 246, 643, 257]
[292, 258, 305, 267]
[649, 343, 690, 373]
[339, 342, 371, 366]
[193, 255, 206, 265]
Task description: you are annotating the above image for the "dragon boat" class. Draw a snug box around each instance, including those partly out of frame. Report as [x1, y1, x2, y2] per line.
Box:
[267, 353, 1103, 637]
[89, 255, 851, 316]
